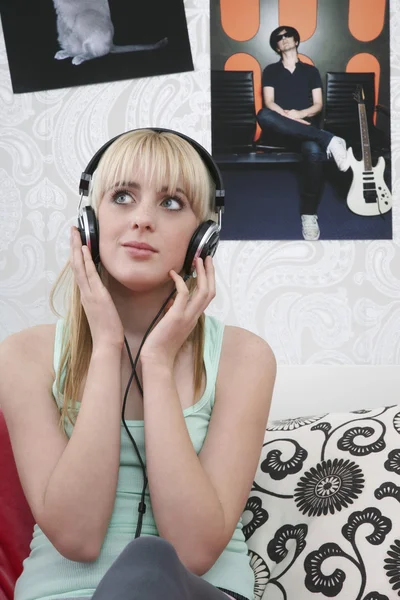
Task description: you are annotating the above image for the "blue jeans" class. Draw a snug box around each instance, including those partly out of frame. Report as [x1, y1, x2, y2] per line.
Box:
[257, 108, 335, 215]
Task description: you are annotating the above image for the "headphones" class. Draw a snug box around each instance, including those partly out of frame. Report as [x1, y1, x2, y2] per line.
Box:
[77, 127, 225, 276]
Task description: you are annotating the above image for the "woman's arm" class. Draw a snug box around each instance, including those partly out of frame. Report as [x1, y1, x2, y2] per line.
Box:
[43, 343, 123, 561]
[141, 326, 276, 575]
[0, 327, 123, 563]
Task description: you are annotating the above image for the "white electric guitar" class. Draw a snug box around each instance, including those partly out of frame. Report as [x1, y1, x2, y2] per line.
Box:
[347, 86, 392, 216]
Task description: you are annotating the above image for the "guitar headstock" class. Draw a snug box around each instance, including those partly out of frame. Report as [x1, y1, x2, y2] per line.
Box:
[353, 85, 365, 104]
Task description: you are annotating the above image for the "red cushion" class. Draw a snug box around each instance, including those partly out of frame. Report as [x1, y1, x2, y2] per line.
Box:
[0, 410, 34, 600]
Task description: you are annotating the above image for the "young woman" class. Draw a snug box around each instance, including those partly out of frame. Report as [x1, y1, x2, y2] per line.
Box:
[0, 129, 276, 600]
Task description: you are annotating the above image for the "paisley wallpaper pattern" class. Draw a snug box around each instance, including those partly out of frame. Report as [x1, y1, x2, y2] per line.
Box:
[0, 0, 399, 366]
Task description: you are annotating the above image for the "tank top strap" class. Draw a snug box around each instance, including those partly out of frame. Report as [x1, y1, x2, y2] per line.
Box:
[203, 314, 225, 410]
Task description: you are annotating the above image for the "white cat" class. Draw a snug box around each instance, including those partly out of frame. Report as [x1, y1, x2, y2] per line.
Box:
[52, 0, 168, 66]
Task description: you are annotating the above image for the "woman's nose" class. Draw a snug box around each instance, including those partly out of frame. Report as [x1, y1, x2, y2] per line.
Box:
[130, 202, 155, 230]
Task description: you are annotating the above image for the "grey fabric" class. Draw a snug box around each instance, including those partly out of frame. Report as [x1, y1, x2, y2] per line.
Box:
[87, 537, 246, 600]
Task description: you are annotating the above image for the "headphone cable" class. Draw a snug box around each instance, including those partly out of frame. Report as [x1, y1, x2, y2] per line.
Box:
[121, 274, 191, 539]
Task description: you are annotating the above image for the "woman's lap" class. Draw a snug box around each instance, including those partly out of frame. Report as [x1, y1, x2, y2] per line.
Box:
[59, 537, 247, 600]
[50, 537, 247, 600]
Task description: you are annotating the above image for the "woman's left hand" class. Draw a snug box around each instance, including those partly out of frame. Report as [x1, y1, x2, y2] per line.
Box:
[140, 256, 215, 369]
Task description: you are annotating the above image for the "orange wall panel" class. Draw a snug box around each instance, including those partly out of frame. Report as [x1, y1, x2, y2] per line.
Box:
[346, 53, 380, 123]
[298, 54, 314, 66]
[346, 53, 380, 105]
[349, 0, 386, 42]
[220, 0, 260, 42]
[279, 0, 317, 42]
[225, 53, 262, 138]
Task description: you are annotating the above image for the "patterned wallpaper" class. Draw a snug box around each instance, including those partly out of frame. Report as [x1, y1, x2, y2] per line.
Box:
[0, 0, 399, 366]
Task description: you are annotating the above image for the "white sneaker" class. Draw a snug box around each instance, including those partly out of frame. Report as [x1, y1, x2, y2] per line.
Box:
[326, 136, 350, 172]
[301, 214, 320, 241]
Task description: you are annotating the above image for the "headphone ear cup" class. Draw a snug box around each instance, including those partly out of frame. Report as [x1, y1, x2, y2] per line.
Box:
[183, 220, 220, 276]
[77, 206, 100, 266]
[200, 226, 220, 260]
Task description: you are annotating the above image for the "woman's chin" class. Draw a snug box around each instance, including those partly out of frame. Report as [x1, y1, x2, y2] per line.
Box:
[109, 270, 173, 293]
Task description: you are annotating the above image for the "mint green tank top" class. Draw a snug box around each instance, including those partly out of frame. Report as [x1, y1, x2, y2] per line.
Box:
[14, 315, 255, 600]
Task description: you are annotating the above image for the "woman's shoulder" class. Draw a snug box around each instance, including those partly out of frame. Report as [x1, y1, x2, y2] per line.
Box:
[2, 322, 57, 346]
[213, 325, 276, 413]
[0, 323, 57, 373]
[221, 324, 276, 372]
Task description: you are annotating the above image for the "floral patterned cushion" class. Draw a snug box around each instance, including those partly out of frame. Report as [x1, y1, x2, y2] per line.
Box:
[243, 404, 400, 600]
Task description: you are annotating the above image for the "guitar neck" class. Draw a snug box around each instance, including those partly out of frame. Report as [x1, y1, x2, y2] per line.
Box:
[358, 104, 372, 171]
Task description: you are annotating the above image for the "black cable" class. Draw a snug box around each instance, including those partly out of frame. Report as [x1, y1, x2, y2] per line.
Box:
[124, 339, 143, 398]
[121, 274, 191, 538]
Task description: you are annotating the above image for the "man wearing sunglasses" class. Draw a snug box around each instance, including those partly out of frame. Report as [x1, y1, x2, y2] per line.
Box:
[257, 26, 350, 241]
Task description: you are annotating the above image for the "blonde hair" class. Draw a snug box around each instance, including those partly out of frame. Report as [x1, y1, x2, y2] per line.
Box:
[50, 129, 216, 430]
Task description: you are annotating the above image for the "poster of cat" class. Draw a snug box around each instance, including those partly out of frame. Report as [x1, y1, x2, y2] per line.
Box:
[0, 0, 193, 93]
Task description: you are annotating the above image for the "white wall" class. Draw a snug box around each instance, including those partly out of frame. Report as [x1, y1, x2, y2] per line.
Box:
[1, 0, 400, 416]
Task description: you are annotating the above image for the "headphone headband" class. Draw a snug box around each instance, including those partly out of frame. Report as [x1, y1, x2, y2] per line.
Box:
[79, 127, 225, 213]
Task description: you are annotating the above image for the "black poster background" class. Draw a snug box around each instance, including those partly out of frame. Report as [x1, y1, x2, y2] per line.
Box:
[0, 0, 193, 93]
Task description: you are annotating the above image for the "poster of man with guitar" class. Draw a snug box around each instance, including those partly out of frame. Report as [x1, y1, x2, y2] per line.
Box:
[210, 0, 392, 241]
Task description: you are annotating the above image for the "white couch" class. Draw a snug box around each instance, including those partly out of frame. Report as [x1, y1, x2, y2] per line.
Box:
[247, 368, 400, 599]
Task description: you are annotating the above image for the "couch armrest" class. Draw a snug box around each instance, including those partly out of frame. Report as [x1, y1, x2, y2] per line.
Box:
[0, 411, 35, 599]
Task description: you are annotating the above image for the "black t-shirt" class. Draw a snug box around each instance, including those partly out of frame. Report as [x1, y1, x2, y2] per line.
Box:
[262, 60, 322, 112]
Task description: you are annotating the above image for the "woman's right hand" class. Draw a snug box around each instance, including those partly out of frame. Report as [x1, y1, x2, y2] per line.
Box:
[70, 226, 125, 350]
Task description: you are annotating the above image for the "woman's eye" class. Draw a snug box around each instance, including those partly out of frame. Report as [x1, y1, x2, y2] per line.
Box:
[112, 191, 132, 204]
[162, 197, 183, 210]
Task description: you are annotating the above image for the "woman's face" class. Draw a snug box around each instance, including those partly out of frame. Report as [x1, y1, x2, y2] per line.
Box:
[97, 171, 199, 292]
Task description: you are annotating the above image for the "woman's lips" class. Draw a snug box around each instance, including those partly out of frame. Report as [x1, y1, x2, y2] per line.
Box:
[123, 245, 157, 258]
[123, 242, 157, 258]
